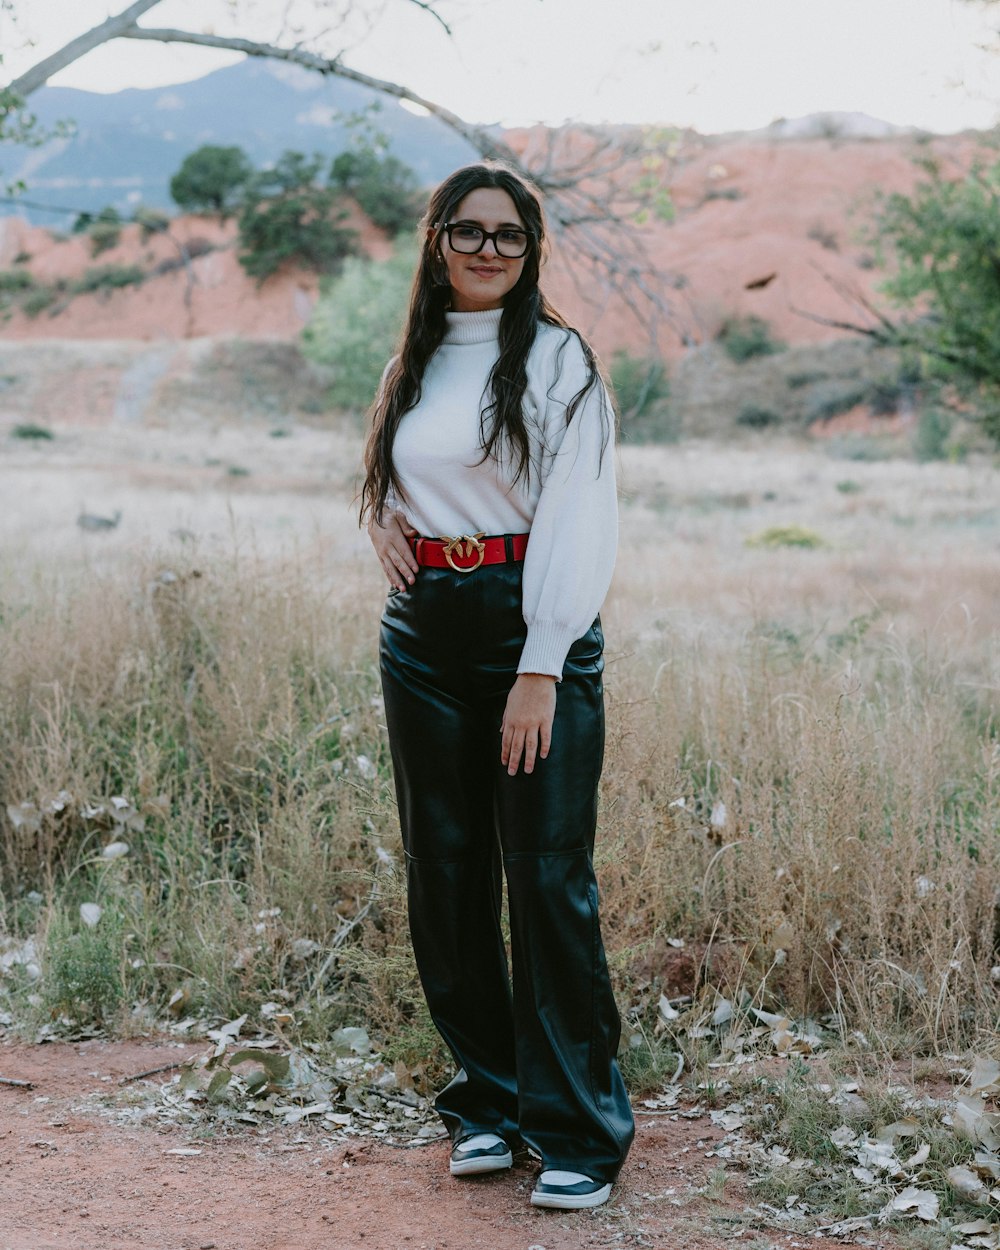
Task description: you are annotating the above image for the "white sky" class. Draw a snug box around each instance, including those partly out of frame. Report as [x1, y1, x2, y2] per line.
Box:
[2, 0, 999, 133]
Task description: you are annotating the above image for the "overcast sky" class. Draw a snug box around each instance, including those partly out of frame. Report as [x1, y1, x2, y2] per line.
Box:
[3, 0, 999, 133]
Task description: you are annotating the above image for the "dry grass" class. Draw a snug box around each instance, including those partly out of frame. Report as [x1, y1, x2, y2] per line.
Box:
[0, 421, 997, 1061]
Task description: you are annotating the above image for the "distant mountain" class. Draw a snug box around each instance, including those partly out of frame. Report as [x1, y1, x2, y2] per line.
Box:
[0, 60, 478, 225]
[751, 111, 917, 141]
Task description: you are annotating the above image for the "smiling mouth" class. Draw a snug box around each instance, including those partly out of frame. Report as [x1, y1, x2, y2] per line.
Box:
[469, 265, 503, 277]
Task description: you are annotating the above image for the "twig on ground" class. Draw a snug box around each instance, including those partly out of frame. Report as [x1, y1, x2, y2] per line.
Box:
[120, 1061, 187, 1084]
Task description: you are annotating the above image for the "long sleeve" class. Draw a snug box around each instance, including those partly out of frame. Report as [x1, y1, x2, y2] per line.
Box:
[517, 332, 618, 679]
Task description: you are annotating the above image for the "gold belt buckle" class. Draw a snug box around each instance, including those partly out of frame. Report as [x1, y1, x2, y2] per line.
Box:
[440, 532, 486, 573]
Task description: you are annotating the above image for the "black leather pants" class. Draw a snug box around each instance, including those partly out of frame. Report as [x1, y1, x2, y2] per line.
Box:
[379, 561, 634, 1184]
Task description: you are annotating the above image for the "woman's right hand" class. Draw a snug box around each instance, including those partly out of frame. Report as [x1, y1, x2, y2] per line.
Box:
[368, 510, 419, 592]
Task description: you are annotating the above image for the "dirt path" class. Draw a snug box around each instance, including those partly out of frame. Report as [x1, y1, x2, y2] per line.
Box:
[0, 1039, 895, 1250]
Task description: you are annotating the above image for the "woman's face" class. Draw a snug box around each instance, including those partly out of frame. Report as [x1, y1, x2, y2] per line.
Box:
[437, 187, 528, 312]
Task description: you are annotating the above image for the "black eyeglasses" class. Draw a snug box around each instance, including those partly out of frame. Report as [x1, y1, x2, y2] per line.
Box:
[440, 222, 532, 259]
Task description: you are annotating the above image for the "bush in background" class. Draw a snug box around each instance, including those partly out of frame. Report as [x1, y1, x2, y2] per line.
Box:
[87, 206, 123, 257]
[873, 155, 1000, 444]
[330, 148, 423, 237]
[609, 350, 676, 442]
[238, 152, 358, 282]
[717, 314, 785, 362]
[736, 404, 782, 429]
[302, 236, 417, 410]
[71, 265, 145, 294]
[804, 381, 869, 424]
[0, 269, 35, 292]
[133, 204, 171, 240]
[170, 144, 254, 218]
[912, 406, 954, 462]
[10, 423, 54, 440]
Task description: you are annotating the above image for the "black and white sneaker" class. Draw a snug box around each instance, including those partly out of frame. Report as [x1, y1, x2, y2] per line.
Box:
[530, 1169, 612, 1209]
[449, 1133, 513, 1177]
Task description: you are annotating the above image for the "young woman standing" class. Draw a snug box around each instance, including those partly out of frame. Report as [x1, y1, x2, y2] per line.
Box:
[361, 163, 633, 1210]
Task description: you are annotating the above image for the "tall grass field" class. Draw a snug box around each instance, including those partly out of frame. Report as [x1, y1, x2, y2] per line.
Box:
[1, 420, 997, 1077]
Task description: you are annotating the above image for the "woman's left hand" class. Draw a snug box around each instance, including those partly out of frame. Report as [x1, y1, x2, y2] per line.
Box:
[501, 673, 557, 776]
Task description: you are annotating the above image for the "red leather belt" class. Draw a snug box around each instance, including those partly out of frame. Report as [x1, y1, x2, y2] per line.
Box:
[410, 532, 529, 573]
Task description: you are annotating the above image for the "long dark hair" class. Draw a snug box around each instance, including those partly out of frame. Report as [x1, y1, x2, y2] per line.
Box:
[361, 162, 611, 525]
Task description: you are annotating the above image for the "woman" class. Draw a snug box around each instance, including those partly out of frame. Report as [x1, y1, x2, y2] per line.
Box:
[361, 162, 634, 1211]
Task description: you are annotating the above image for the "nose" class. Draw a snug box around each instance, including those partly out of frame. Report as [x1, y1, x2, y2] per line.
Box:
[478, 235, 498, 257]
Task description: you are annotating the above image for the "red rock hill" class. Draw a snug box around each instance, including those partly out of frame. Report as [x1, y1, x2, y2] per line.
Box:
[0, 132, 986, 361]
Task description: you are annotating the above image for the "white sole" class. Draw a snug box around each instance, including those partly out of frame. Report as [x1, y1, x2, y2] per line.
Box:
[450, 1150, 513, 1177]
[530, 1182, 612, 1209]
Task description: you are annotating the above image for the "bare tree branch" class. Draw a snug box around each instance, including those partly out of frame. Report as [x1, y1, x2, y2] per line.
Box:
[790, 264, 1000, 383]
[404, 0, 452, 35]
[121, 25, 522, 167]
[7, 0, 162, 99]
[122, 18, 688, 342]
[2, 0, 683, 348]
[791, 263, 901, 342]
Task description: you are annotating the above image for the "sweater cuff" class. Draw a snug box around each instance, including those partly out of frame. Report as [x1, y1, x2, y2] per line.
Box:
[517, 620, 578, 681]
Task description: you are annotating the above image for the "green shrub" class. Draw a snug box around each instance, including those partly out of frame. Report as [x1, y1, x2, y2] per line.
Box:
[42, 906, 125, 1028]
[238, 151, 357, 281]
[746, 525, 825, 549]
[21, 286, 58, 318]
[867, 379, 904, 415]
[170, 144, 253, 217]
[913, 407, 953, 462]
[10, 423, 54, 440]
[717, 315, 784, 362]
[133, 205, 171, 240]
[736, 404, 782, 429]
[609, 350, 675, 441]
[88, 207, 123, 257]
[88, 221, 121, 255]
[0, 269, 35, 292]
[868, 365, 920, 416]
[302, 236, 417, 410]
[873, 155, 1000, 445]
[701, 186, 744, 203]
[786, 370, 828, 390]
[826, 436, 893, 462]
[805, 382, 868, 424]
[72, 265, 146, 294]
[330, 148, 423, 236]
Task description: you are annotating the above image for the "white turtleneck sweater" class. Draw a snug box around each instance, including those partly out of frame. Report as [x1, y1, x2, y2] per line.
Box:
[389, 307, 618, 679]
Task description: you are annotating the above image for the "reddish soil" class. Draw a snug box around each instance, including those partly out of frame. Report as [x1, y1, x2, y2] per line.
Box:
[0, 1039, 885, 1250]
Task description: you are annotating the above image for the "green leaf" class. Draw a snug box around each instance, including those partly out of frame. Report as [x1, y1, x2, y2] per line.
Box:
[178, 1064, 202, 1093]
[206, 1069, 233, 1101]
[230, 1049, 291, 1084]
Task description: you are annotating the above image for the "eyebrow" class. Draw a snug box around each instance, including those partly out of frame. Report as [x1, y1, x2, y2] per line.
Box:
[452, 218, 526, 229]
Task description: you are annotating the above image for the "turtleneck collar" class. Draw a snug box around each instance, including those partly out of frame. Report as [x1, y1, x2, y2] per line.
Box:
[442, 307, 503, 346]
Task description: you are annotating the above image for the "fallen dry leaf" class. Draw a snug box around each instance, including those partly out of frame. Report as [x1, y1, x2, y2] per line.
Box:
[883, 1186, 939, 1221]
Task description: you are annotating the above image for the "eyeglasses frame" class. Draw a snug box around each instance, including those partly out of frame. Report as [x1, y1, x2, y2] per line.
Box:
[438, 221, 533, 259]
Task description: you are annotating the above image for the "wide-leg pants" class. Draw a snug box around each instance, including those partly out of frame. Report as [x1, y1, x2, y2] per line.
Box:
[379, 559, 634, 1184]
